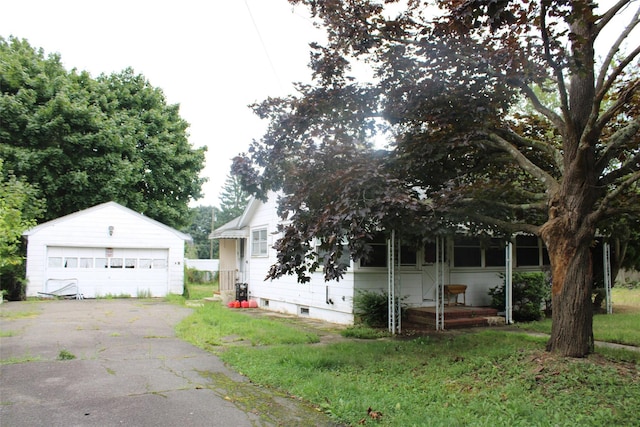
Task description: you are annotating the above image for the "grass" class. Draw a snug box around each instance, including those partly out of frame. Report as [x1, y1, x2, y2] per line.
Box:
[185, 281, 218, 300]
[175, 302, 319, 351]
[518, 287, 640, 346]
[177, 300, 640, 427]
[165, 280, 219, 305]
[57, 349, 76, 360]
[0, 354, 42, 365]
[0, 310, 40, 320]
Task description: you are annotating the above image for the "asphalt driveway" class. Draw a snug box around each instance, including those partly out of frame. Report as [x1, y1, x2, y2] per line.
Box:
[0, 299, 339, 426]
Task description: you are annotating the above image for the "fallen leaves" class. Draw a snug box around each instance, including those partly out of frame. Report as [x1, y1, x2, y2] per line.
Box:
[358, 407, 383, 424]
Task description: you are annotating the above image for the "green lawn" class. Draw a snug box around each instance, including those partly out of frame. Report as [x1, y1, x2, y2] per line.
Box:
[519, 287, 640, 346]
[176, 297, 640, 427]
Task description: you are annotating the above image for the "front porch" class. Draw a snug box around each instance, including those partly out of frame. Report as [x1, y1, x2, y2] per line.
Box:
[405, 306, 503, 330]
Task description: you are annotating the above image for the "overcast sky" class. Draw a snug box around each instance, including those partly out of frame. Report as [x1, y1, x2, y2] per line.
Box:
[2, 1, 637, 207]
[0, 0, 323, 207]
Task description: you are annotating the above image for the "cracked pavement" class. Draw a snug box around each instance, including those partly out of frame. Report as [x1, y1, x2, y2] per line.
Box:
[0, 299, 340, 426]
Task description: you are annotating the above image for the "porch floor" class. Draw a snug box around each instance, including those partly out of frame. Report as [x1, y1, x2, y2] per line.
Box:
[405, 306, 503, 330]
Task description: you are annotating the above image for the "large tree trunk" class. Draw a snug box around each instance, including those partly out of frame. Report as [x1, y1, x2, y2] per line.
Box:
[542, 221, 595, 357]
[539, 3, 600, 358]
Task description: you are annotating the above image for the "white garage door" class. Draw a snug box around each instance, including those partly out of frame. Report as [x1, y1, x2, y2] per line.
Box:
[45, 247, 169, 298]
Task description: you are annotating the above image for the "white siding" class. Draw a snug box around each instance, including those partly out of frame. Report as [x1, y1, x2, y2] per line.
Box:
[25, 202, 187, 298]
[243, 197, 355, 325]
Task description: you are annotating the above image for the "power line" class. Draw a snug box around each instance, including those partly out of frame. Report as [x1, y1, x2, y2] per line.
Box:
[243, 0, 284, 92]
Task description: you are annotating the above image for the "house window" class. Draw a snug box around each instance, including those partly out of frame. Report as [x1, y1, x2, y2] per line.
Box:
[453, 237, 482, 267]
[516, 235, 541, 266]
[109, 258, 123, 268]
[360, 233, 387, 268]
[139, 259, 152, 269]
[95, 258, 107, 268]
[79, 258, 93, 268]
[485, 238, 506, 267]
[400, 243, 418, 267]
[317, 244, 351, 270]
[423, 241, 447, 264]
[125, 258, 137, 269]
[251, 228, 268, 257]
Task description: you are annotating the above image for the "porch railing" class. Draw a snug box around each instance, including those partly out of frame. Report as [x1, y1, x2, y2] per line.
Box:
[218, 270, 243, 292]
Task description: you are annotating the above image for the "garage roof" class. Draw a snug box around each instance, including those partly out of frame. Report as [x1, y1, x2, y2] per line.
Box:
[23, 201, 193, 242]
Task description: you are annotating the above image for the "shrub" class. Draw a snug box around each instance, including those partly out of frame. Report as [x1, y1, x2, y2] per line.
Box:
[353, 290, 404, 328]
[489, 272, 550, 322]
[0, 262, 27, 301]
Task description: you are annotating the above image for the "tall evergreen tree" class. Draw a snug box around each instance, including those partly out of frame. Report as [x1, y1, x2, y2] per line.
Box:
[216, 174, 250, 226]
[184, 205, 217, 259]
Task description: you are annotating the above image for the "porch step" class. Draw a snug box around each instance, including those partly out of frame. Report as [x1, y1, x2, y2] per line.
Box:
[405, 306, 502, 330]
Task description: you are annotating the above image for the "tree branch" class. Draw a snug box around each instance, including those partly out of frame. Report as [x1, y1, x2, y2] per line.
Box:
[487, 133, 559, 192]
[461, 198, 547, 212]
[595, 77, 640, 135]
[540, 2, 571, 123]
[596, 117, 640, 176]
[496, 126, 564, 172]
[466, 212, 541, 235]
[518, 83, 566, 135]
[599, 151, 640, 187]
[591, 169, 640, 224]
[595, 3, 640, 98]
[594, 0, 636, 35]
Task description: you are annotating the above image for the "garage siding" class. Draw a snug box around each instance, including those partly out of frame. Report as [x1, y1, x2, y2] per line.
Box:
[24, 202, 189, 298]
[45, 247, 169, 298]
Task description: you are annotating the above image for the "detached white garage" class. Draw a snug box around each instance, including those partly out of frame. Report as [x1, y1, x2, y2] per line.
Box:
[23, 202, 191, 299]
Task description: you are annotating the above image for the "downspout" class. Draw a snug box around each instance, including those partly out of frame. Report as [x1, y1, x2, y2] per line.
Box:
[388, 230, 396, 334]
[505, 241, 513, 324]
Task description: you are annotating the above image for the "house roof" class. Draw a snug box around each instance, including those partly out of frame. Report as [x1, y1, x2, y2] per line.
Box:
[23, 201, 193, 242]
[209, 197, 262, 239]
[209, 215, 248, 239]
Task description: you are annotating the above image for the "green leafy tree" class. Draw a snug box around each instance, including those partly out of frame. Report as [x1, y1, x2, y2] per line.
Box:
[234, 1, 640, 357]
[216, 174, 250, 225]
[0, 160, 45, 298]
[0, 37, 206, 228]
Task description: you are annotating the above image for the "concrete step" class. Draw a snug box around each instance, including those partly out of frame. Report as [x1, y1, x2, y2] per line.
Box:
[405, 306, 503, 330]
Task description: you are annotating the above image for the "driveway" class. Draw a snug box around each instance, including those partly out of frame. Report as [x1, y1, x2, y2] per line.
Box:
[0, 299, 340, 426]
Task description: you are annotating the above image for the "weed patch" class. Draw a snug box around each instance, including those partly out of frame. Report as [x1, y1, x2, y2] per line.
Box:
[0, 310, 39, 320]
[0, 354, 42, 365]
[175, 302, 319, 351]
[57, 349, 76, 360]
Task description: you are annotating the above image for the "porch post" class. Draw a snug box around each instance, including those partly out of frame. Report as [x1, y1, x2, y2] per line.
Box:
[505, 241, 513, 324]
[435, 236, 445, 331]
[388, 230, 397, 334]
[603, 242, 612, 314]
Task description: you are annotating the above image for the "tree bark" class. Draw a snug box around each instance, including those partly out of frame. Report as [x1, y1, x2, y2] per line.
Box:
[539, 2, 601, 358]
[542, 220, 595, 357]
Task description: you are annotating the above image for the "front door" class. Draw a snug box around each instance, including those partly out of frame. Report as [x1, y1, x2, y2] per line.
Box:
[421, 239, 448, 303]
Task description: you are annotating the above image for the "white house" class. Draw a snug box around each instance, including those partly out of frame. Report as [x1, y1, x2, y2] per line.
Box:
[23, 201, 191, 299]
[211, 193, 613, 328]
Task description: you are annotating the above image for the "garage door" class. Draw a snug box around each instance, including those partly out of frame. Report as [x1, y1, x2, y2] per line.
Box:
[45, 247, 169, 298]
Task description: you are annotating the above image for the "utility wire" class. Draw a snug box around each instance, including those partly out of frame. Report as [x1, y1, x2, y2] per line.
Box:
[243, 0, 285, 92]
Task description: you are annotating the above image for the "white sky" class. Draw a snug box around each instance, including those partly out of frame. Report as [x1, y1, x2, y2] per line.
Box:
[2, 1, 637, 207]
[0, 0, 323, 207]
